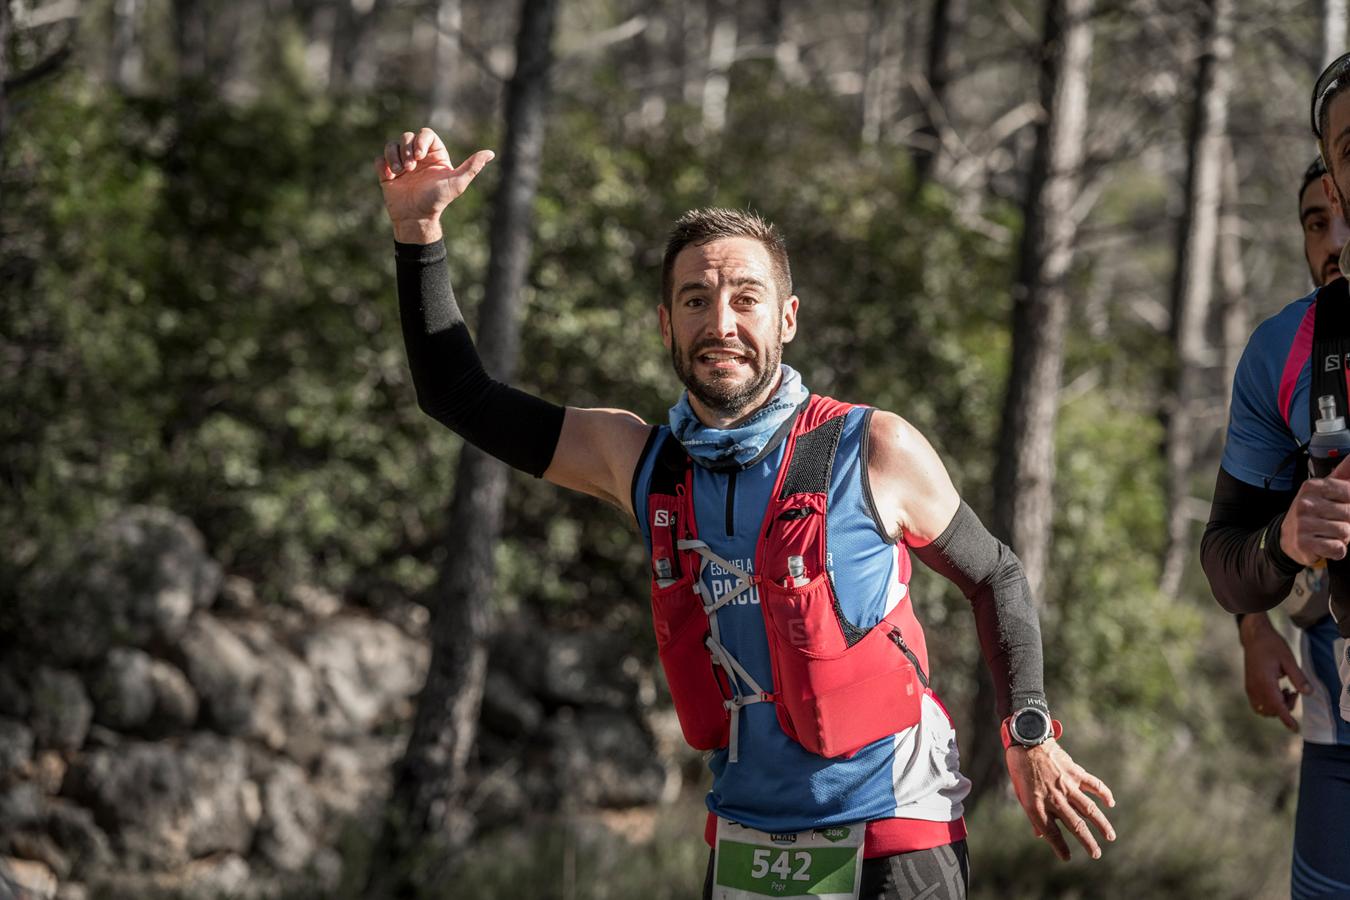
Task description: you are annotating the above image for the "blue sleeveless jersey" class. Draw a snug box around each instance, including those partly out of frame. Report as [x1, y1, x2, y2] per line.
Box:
[633, 407, 969, 832]
[1222, 287, 1349, 746]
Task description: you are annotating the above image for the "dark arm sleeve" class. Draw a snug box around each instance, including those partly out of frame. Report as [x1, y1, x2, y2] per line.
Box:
[910, 502, 1045, 720]
[395, 240, 565, 478]
[1199, 467, 1303, 613]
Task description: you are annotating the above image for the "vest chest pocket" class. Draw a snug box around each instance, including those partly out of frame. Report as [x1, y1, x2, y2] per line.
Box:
[758, 498, 925, 758]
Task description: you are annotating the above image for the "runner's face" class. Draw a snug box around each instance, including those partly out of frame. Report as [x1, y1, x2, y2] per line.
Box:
[1323, 90, 1350, 248]
[1301, 176, 1349, 286]
[659, 237, 798, 424]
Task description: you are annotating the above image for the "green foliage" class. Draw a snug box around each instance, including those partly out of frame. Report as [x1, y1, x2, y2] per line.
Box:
[2, 74, 477, 602]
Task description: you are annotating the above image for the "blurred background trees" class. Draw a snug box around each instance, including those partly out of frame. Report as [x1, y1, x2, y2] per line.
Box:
[1, 0, 1341, 896]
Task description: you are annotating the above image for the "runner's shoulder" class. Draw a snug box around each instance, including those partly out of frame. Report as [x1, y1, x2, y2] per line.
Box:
[1247, 290, 1317, 351]
[1237, 289, 1318, 375]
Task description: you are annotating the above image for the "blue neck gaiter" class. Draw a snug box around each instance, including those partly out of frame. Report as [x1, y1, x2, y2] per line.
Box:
[668, 365, 810, 470]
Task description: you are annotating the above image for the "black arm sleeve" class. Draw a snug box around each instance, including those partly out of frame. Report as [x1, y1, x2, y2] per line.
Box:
[1199, 467, 1303, 613]
[910, 502, 1045, 720]
[395, 240, 565, 478]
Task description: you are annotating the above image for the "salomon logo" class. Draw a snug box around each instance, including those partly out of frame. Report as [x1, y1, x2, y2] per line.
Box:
[1327, 354, 1342, 372]
[653, 510, 672, 527]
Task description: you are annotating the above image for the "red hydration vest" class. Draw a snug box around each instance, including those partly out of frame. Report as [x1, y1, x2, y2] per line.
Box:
[647, 395, 931, 760]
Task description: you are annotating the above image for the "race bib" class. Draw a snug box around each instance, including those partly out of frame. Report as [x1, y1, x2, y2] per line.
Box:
[712, 817, 864, 900]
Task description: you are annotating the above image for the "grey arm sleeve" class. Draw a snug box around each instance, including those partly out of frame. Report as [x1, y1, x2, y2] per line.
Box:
[910, 501, 1046, 719]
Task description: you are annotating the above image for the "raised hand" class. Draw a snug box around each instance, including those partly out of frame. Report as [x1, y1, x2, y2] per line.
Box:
[374, 127, 494, 243]
[1005, 740, 1117, 862]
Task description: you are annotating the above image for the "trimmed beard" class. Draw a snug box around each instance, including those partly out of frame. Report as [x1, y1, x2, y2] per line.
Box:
[670, 325, 784, 421]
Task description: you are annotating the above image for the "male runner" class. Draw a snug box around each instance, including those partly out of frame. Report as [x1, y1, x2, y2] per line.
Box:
[1235, 157, 1344, 736]
[377, 126, 1115, 900]
[1201, 55, 1350, 900]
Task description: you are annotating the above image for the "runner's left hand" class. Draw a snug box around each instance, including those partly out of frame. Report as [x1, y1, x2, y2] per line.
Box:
[1004, 741, 1116, 861]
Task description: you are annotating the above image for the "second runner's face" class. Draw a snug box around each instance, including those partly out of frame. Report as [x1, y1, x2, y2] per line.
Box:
[660, 237, 799, 425]
[1301, 175, 1349, 286]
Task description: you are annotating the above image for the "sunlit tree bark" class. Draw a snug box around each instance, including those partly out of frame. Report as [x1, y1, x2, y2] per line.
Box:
[428, 0, 461, 131]
[702, 0, 738, 133]
[911, 0, 960, 186]
[368, 0, 558, 889]
[968, 0, 1094, 812]
[1160, 0, 1233, 597]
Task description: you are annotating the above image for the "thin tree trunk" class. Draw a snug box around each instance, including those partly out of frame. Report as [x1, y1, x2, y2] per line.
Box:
[967, 0, 1095, 813]
[428, 0, 461, 131]
[767, 0, 805, 85]
[1325, 0, 1347, 69]
[330, 0, 388, 92]
[911, 0, 958, 186]
[702, 0, 738, 133]
[172, 0, 208, 82]
[110, 0, 144, 92]
[682, 1, 707, 107]
[367, 0, 558, 889]
[1160, 0, 1233, 597]
[1216, 137, 1248, 405]
[0, 0, 10, 157]
[860, 0, 889, 145]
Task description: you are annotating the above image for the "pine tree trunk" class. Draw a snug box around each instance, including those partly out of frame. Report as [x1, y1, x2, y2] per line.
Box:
[966, 0, 1094, 813]
[702, 0, 738, 133]
[860, 0, 890, 145]
[330, 0, 387, 92]
[911, 0, 958, 186]
[367, 0, 558, 889]
[171, 0, 208, 82]
[1216, 137, 1248, 406]
[428, 0, 461, 131]
[0, 0, 10, 155]
[1160, 0, 1233, 597]
[110, 0, 144, 92]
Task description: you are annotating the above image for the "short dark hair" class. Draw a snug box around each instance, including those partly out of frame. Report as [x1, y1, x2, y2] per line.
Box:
[1301, 155, 1328, 211]
[660, 208, 792, 309]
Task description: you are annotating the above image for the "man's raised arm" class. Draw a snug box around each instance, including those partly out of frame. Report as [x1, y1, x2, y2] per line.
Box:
[376, 127, 652, 516]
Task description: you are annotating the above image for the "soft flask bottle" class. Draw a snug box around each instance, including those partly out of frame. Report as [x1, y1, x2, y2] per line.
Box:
[1310, 394, 1350, 477]
[1309, 394, 1350, 638]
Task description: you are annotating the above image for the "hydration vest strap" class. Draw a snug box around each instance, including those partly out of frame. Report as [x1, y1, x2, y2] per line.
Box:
[778, 413, 847, 499]
[1311, 278, 1350, 440]
[679, 538, 757, 611]
[704, 635, 771, 763]
[772, 411, 872, 648]
[680, 536, 766, 762]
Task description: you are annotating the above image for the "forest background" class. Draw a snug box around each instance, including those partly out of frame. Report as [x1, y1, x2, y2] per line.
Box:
[0, 0, 1340, 897]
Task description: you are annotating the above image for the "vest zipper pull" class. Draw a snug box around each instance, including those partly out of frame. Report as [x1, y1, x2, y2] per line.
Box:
[889, 628, 930, 688]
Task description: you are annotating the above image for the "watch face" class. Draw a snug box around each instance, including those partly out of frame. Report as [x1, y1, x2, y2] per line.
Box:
[1013, 709, 1050, 743]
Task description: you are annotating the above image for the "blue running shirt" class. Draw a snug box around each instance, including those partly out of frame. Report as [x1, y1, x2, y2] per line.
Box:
[1222, 288, 1349, 746]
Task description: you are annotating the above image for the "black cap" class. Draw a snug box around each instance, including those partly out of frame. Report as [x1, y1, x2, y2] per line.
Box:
[1312, 51, 1350, 139]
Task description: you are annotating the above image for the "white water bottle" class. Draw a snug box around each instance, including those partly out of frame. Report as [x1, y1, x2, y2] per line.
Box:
[785, 555, 810, 588]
